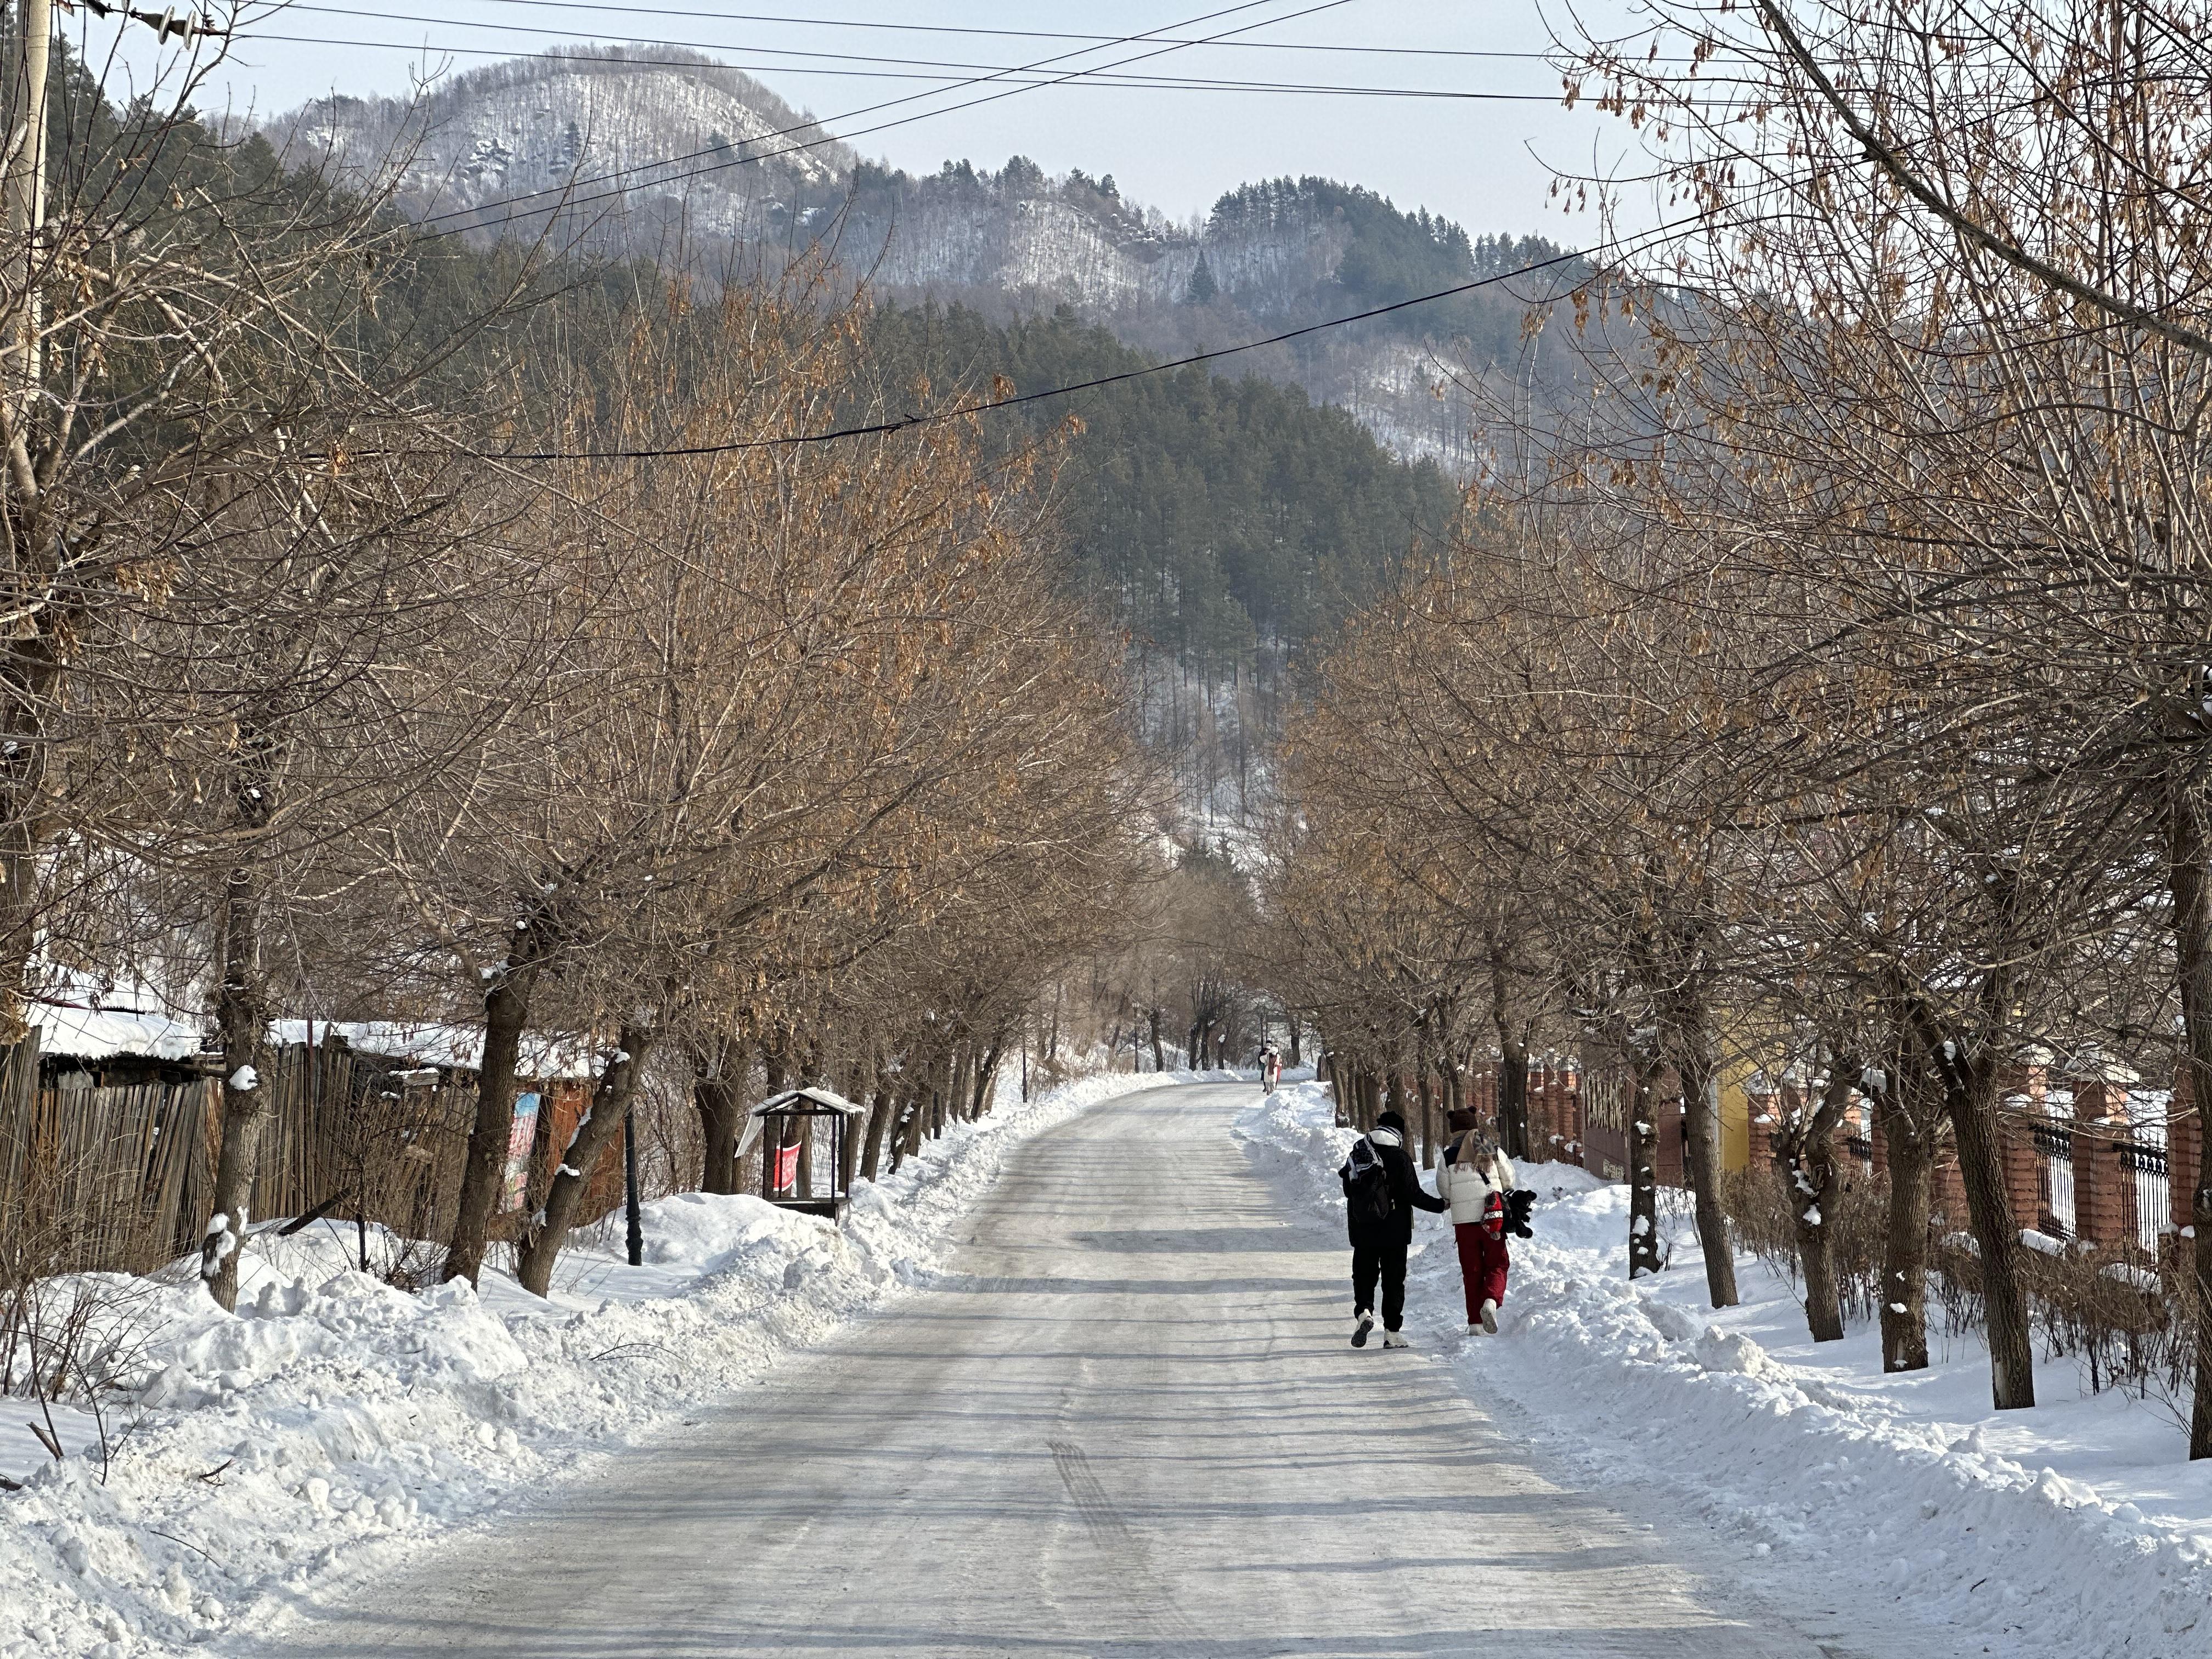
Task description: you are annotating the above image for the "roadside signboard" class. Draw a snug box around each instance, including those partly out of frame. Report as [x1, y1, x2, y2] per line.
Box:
[770, 1138, 801, 1197]
[502, 1091, 541, 1212]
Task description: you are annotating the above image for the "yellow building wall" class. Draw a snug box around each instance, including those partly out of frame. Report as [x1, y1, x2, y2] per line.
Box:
[1719, 1059, 1754, 1172]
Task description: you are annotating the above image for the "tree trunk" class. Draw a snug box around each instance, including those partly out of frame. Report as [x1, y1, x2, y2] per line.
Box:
[1149, 1009, 1166, 1074]
[1668, 1035, 1740, 1308]
[0, 634, 65, 1044]
[861, 1081, 894, 1182]
[1414, 1051, 1436, 1168]
[443, 928, 549, 1286]
[2194, 1161, 2212, 1458]
[895, 1080, 926, 1169]
[1286, 1018, 1301, 1068]
[1876, 1086, 1935, 1373]
[1494, 1049, 1528, 1160]
[843, 1048, 875, 1189]
[1781, 1062, 1854, 1343]
[2165, 769, 2212, 1455]
[974, 1037, 1002, 1117]
[887, 1093, 910, 1173]
[693, 1035, 746, 1197]
[202, 857, 269, 1312]
[1628, 1055, 1664, 1278]
[1941, 1056, 2036, 1409]
[516, 1025, 654, 1297]
[951, 1046, 974, 1124]
[1490, 945, 1531, 1160]
[694, 1074, 741, 1195]
[1792, 1192, 1844, 1343]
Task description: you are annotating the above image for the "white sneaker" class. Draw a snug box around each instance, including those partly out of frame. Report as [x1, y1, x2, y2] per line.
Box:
[1383, 1329, 1410, 1349]
[1479, 1298, 1499, 1335]
[1351, 1311, 1374, 1348]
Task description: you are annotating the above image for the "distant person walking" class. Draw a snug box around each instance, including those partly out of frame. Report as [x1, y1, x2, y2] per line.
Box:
[1338, 1109, 1449, 1348]
[1435, 1109, 1534, 1334]
[1259, 1043, 1282, 1094]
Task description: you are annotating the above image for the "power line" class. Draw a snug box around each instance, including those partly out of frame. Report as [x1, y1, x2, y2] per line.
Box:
[276, 5, 1547, 92]
[387, 0, 1358, 235]
[255, 24, 1564, 100]
[473, 228, 1680, 463]
[405, 0, 1582, 60]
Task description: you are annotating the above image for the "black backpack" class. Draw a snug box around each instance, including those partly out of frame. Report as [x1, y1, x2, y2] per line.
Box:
[1341, 1136, 1395, 1232]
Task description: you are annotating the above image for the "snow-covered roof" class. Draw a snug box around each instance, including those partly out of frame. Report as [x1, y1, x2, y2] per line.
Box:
[28, 1000, 594, 1079]
[267, 1020, 596, 1081]
[751, 1086, 864, 1117]
[35, 1004, 208, 1062]
[2059, 1054, 2141, 1085]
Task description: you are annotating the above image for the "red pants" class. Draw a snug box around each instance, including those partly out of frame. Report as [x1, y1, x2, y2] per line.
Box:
[1454, 1222, 1509, 1321]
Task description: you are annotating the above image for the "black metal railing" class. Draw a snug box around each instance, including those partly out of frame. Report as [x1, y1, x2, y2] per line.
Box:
[2117, 1141, 2168, 1175]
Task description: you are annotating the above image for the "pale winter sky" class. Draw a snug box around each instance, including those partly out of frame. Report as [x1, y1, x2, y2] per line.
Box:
[81, 0, 1644, 239]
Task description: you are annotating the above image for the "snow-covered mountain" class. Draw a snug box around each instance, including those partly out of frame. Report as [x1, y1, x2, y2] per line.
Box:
[264, 48, 1586, 472]
[269, 47, 853, 240]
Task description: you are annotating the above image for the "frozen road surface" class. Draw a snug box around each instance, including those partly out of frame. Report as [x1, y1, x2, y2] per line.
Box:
[272, 1082, 1839, 1658]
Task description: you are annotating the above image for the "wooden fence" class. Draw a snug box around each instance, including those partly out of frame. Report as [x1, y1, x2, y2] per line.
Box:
[0, 1034, 220, 1276]
[0, 1038, 514, 1280]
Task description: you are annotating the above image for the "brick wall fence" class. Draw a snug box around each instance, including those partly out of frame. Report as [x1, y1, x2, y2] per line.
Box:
[1435, 1054, 2194, 1266]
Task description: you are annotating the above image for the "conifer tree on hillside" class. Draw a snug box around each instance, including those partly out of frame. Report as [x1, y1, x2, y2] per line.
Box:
[1185, 253, 1218, 306]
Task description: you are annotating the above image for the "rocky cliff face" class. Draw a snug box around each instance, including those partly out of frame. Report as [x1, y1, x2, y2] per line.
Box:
[268, 48, 1580, 472]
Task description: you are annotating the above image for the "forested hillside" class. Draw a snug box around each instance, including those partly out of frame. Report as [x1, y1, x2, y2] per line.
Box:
[865, 303, 1463, 665]
[266, 50, 1590, 471]
[862, 303, 1462, 832]
[341, 248, 1465, 682]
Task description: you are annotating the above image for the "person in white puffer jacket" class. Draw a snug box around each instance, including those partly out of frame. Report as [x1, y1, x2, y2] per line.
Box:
[1434, 1110, 1525, 1334]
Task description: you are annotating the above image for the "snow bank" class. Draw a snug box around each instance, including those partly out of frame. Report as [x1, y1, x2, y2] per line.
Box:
[0, 1065, 1207, 1658]
[1237, 1082, 2212, 1659]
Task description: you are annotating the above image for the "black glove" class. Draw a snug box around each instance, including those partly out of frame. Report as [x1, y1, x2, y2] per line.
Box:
[1504, 1189, 1537, 1239]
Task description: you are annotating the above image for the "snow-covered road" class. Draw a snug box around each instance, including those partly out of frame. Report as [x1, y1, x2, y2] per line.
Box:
[257, 1084, 1852, 1658]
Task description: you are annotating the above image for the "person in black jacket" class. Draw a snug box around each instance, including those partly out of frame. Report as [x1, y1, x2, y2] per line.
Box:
[1337, 1109, 1451, 1348]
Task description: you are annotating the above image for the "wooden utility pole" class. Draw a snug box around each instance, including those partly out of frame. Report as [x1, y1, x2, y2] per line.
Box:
[7, 0, 51, 396]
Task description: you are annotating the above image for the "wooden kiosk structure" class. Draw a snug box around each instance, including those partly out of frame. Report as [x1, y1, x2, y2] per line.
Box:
[742, 1086, 865, 1218]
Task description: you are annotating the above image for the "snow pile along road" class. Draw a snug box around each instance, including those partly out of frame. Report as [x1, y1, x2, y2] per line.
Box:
[1, 1066, 1222, 1659]
[1237, 1081, 2212, 1659]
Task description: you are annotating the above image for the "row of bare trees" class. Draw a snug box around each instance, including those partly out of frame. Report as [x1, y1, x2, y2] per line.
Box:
[0, 47, 1154, 1310]
[1259, 0, 2212, 1458]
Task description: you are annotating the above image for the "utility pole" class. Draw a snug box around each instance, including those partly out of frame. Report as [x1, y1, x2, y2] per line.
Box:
[6, 0, 51, 397]
[8, 1, 234, 394]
